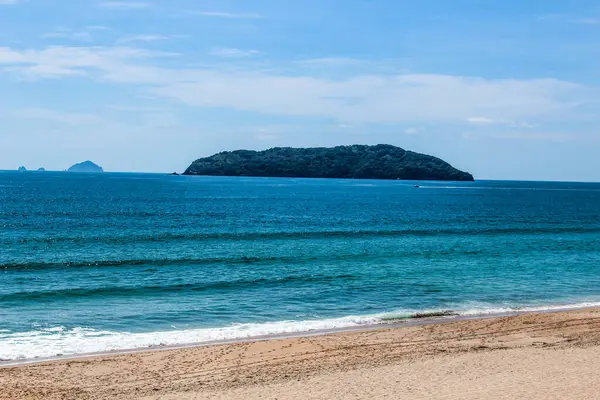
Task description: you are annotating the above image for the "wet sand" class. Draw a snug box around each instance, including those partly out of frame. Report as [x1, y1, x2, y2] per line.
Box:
[2, 308, 600, 399]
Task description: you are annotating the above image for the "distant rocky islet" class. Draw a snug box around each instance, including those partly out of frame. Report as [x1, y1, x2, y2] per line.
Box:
[18, 166, 46, 172]
[67, 161, 104, 173]
[16, 161, 104, 173]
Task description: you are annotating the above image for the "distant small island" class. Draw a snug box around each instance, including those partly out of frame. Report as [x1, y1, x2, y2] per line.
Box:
[184, 144, 474, 181]
[68, 161, 104, 173]
[18, 166, 47, 172]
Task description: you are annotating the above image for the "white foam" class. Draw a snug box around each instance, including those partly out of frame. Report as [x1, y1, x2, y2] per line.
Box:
[2, 301, 599, 361]
[0, 315, 382, 361]
[456, 301, 600, 316]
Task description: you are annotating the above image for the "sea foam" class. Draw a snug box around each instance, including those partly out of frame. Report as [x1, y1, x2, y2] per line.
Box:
[2, 301, 599, 362]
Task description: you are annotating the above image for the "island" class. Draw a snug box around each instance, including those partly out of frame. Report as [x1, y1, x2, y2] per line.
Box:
[67, 161, 104, 173]
[183, 144, 474, 181]
[17, 166, 27, 172]
[37, 168, 46, 172]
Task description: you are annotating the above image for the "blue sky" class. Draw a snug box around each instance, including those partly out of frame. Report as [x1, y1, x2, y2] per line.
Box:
[1, 0, 599, 180]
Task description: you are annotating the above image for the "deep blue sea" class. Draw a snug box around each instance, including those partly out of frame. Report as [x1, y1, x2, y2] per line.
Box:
[1, 172, 600, 361]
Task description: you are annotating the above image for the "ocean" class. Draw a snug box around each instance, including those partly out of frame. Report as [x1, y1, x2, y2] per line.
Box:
[1, 172, 600, 361]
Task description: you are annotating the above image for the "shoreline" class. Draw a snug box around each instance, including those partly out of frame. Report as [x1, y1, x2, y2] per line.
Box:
[3, 307, 600, 399]
[3, 303, 599, 368]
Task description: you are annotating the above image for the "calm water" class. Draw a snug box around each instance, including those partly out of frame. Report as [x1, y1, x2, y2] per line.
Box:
[1, 172, 600, 360]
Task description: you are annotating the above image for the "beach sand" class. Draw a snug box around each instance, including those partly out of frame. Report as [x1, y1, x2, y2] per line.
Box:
[2, 308, 600, 399]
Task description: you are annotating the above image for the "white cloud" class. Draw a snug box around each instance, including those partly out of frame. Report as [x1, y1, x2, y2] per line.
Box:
[6, 108, 100, 125]
[106, 105, 163, 112]
[404, 127, 425, 135]
[209, 48, 261, 58]
[0, 46, 592, 126]
[539, 14, 600, 25]
[87, 26, 111, 31]
[151, 74, 586, 124]
[41, 28, 92, 42]
[118, 35, 177, 43]
[99, 1, 151, 9]
[297, 57, 363, 66]
[256, 133, 280, 141]
[467, 117, 537, 129]
[0, 46, 171, 78]
[573, 18, 600, 25]
[467, 117, 499, 124]
[462, 130, 571, 141]
[185, 11, 262, 19]
[537, 14, 568, 21]
[42, 32, 88, 40]
[254, 128, 281, 142]
[489, 132, 571, 141]
[40, 26, 110, 43]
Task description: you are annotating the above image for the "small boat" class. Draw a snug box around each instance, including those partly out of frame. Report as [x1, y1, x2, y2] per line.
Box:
[414, 185, 420, 188]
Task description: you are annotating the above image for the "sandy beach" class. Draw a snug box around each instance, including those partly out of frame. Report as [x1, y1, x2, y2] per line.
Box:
[2, 308, 600, 400]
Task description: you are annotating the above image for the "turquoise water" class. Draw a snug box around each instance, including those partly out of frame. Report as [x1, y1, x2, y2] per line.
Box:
[1, 172, 600, 360]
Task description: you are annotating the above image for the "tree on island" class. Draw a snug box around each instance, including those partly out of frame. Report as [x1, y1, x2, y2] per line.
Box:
[184, 144, 474, 181]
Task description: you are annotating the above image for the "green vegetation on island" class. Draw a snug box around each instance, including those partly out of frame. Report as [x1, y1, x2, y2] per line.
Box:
[184, 144, 474, 181]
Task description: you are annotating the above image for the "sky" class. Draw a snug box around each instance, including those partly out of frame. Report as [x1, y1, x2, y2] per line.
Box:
[1, 0, 600, 181]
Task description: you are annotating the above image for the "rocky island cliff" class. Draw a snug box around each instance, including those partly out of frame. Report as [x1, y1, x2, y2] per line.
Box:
[184, 145, 474, 181]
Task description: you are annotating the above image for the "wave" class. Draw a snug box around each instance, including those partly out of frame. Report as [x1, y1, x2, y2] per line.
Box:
[2, 301, 600, 362]
[0, 273, 359, 302]
[5, 226, 600, 246]
[0, 248, 492, 270]
[0, 255, 287, 270]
